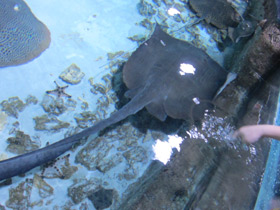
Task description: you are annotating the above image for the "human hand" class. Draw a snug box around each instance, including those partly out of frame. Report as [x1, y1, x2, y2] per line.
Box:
[233, 125, 264, 144]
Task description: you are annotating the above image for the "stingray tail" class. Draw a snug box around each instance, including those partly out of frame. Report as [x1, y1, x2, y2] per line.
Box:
[0, 91, 151, 181]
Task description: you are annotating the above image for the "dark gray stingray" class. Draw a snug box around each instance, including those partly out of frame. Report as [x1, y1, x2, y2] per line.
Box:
[0, 0, 51, 67]
[228, 20, 255, 43]
[189, 0, 241, 29]
[0, 24, 227, 181]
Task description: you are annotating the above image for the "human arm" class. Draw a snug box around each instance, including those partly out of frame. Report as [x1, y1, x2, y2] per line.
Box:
[234, 124, 280, 144]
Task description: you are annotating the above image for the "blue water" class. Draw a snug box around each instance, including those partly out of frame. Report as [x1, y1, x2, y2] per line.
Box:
[0, 0, 271, 209]
[255, 95, 280, 210]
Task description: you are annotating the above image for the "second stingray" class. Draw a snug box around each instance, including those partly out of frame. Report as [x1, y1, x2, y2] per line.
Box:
[0, 24, 228, 181]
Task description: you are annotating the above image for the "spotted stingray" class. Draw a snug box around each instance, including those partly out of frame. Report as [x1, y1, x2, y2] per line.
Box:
[0, 0, 51, 67]
[0, 24, 228, 181]
[189, 0, 242, 29]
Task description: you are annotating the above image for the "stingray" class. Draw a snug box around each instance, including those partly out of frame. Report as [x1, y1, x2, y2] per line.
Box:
[0, 24, 227, 181]
[0, 0, 51, 68]
[188, 0, 242, 29]
[228, 19, 255, 43]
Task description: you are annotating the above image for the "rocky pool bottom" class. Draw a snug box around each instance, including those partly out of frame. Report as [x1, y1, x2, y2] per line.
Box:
[0, 0, 280, 209]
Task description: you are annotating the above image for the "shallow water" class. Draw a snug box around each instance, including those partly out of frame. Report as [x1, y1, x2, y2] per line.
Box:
[0, 0, 277, 209]
[254, 97, 280, 210]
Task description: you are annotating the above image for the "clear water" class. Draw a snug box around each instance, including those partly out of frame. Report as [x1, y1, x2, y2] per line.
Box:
[254, 97, 280, 210]
[0, 0, 276, 209]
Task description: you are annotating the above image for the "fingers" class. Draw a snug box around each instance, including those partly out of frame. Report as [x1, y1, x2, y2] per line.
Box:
[232, 129, 250, 144]
[232, 129, 244, 141]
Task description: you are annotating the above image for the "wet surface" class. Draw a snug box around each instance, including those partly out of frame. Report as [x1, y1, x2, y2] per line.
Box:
[0, 0, 279, 209]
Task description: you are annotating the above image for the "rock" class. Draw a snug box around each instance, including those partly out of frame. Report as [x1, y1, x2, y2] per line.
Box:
[0, 96, 37, 119]
[152, 0, 161, 7]
[139, 19, 154, 30]
[8, 121, 19, 135]
[107, 51, 125, 60]
[123, 146, 147, 164]
[89, 74, 113, 96]
[216, 7, 280, 119]
[1, 97, 25, 118]
[41, 94, 77, 116]
[75, 136, 123, 172]
[33, 174, 54, 198]
[52, 201, 76, 210]
[118, 164, 138, 181]
[0, 153, 8, 161]
[88, 188, 114, 210]
[127, 34, 147, 44]
[59, 63, 85, 84]
[33, 114, 70, 132]
[5, 179, 33, 210]
[25, 95, 38, 105]
[81, 101, 89, 110]
[65, 98, 77, 109]
[162, 0, 173, 6]
[68, 178, 102, 204]
[41, 94, 67, 115]
[6, 131, 40, 155]
[74, 111, 98, 129]
[137, 0, 156, 17]
[41, 154, 78, 179]
[0, 111, 7, 131]
[118, 161, 164, 210]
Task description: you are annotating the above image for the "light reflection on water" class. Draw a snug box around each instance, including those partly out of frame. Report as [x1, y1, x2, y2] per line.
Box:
[153, 134, 183, 164]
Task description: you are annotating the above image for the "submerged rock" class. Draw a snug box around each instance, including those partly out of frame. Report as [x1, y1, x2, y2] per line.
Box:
[41, 94, 67, 115]
[107, 51, 125, 60]
[40, 154, 78, 179]
[118, 165, 139, 181]
[0, 111, 7, 131]
[123, 146, 147, 164]
[33, 114, 70, 132]
[1, 97, 26, 118]
[68, 178, 102, 204]
[74, 111, 98, 129]
[75, 136, 123, 172]
[152, 0, 161, 7]
[6, 131, 40, 155]
[0, 96, 38, 119]
[88, 188, 114, 210]
[5, 179, 33, 210]
[33, 174, 54, 198]
[137, 0, 156, 17]
[139, 18, 154, 31]
[25, 95, 38, 105]
[59, 63, 85, 84]
[127, 34, 147, 44]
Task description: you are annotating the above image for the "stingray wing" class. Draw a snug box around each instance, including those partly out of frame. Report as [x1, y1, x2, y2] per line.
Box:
[189, 0, 241, 29]
[161, 38, 227, 120]
[123, 24, 179, 90]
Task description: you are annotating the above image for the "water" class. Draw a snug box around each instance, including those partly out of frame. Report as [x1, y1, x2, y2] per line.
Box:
[0, 0, 277, 209]
[254, 96, 280, 210]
